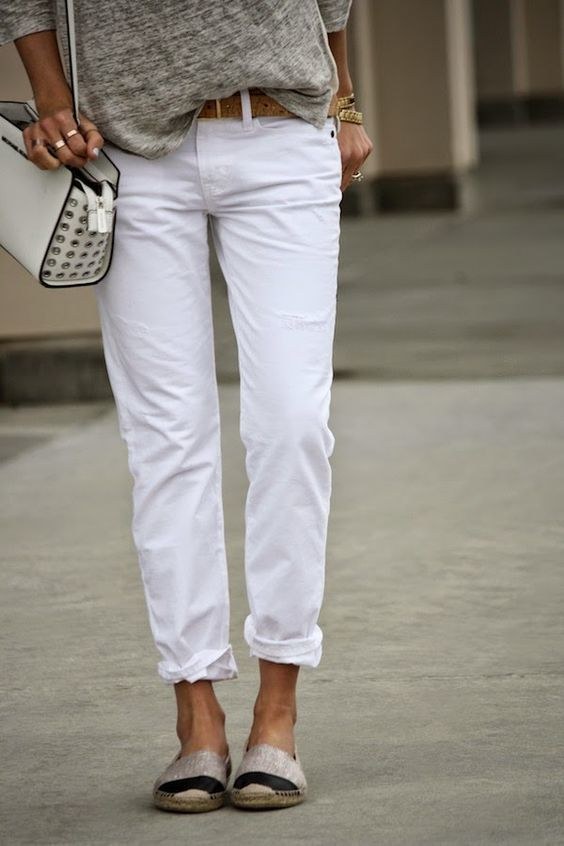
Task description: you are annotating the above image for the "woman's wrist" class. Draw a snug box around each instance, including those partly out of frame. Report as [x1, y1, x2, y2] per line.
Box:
[336, 78, 354, 101]
[34, 88, 73, 118]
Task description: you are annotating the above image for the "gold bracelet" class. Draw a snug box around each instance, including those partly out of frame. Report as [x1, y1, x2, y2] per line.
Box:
[336, 93, 356, 111]
[338, 108, 364, 125]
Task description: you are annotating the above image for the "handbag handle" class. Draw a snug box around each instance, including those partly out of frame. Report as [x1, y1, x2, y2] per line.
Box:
[63, 0, 80, 124]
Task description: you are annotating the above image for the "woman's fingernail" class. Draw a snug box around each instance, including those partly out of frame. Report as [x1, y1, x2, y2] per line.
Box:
[92, 147, 100, 158]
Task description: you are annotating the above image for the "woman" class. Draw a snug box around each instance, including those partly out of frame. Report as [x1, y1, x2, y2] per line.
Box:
[2, 0, 372, 812]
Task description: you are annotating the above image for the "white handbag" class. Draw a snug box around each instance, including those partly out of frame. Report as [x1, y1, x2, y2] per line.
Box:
[0, 0, 119, 288]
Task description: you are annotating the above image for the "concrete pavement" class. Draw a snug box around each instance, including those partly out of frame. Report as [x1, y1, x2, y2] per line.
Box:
[1, 377, 563, 845]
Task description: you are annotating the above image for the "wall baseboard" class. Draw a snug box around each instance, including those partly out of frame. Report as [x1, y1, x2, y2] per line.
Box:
[478, 94, 564, 126]
[341, 171, 460, 216]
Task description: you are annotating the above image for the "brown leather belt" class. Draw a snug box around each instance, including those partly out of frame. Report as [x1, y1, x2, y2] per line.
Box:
[198, 88, 338, 119]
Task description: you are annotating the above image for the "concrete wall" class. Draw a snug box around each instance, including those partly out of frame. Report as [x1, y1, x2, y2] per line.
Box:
[370, 1, 454, 173]
[522, 0, 564, 92]
[473, 0, 515, 99]
[473, 0, 564, 122]
[349, 0, 477, 176]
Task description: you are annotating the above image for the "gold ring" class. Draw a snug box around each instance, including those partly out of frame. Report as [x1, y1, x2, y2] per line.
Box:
[65, 128, 79, 139]
[53, 138, 67, 150]
[31, 138, 45, 148]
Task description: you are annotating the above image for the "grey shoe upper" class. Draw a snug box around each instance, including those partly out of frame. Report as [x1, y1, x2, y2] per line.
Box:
[233, 743, 307, 791]
[154, 749, 231, 794]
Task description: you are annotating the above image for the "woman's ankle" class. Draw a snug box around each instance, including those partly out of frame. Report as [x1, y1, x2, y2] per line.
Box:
[177, 703, 226, 736]
[247, 705, 296, 755]
[174, 679, 227, 750]
[176, 715, 228, 758]
[253, 659, 299, 723]
[253, 698, 297, 724]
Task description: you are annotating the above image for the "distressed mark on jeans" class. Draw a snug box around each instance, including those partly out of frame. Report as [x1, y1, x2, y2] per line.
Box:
[280, 311, 331, 331]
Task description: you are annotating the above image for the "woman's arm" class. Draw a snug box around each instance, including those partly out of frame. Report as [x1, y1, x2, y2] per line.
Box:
[327, 28, 354, 99]
[15, 29, 72, 115]
[328, 28, 373, 191]
[13, 29, 103, 170]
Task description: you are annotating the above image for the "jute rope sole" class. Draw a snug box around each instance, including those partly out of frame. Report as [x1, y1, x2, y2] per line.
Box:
[153, 789, 226, 813]
[230, 787, 306, 809]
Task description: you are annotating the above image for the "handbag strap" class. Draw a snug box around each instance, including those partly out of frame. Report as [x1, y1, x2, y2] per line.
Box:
[63, 0, 80, 124]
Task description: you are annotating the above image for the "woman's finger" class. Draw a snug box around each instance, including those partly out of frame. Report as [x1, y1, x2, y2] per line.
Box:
[58, 114, 88, 159]
[341, 150, 363, 190]
[23, 123, 61, 170]
[83, 127, 104, 159]
[341, 162, 356, 191]
[78, 114, 105, 159]
[341, 148, 373, 191]
[39, 113, 89, 168]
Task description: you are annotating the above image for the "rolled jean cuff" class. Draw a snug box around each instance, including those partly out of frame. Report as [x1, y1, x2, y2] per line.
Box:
[158, 644, 238, 684]
[244, 616, 323, 668]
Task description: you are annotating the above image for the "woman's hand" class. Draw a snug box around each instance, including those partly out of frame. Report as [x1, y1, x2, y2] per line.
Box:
[13, 31, 103, 171]
[22, 105, 104, 171]
[338, 121, 374, 191]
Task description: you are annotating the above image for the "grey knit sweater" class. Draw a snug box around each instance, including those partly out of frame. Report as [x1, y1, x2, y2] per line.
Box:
[1, 1, 352, 158]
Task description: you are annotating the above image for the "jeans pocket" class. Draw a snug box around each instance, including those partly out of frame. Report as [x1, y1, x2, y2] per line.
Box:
[254, 115, 338, 146]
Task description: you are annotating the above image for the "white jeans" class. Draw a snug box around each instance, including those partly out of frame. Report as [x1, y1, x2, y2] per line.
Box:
[95, 90, 342, 684]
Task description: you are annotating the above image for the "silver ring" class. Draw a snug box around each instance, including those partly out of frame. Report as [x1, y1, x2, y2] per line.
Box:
[351, 170, 364, 182]
[65, 128, 79, 139]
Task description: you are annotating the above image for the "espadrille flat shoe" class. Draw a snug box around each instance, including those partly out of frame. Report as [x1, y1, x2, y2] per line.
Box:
[152, 748, 232, 813]
[230, 743, 307, 809]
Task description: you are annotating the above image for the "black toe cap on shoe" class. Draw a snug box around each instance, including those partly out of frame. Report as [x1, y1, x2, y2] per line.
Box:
[233, 771, 299, 792]
[156, 775, 225, 795]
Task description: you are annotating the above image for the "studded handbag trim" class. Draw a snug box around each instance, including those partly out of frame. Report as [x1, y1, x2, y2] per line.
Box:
[40, 179, 115, 288]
